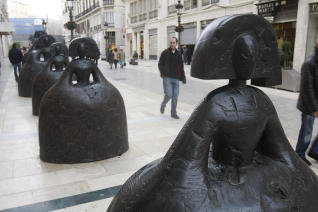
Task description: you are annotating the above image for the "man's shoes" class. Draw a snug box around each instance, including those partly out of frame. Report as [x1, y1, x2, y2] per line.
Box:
[300, 157, 312, 166]
[160, 106, 165, 114]
[171, 114, 180, 119]
[308, 152, 318, 162]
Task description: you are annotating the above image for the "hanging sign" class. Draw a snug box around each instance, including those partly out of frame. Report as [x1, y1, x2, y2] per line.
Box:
[256, 1, 280, 17]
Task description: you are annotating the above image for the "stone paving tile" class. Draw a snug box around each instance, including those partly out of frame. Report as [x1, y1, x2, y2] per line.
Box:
[0, 59, 317, 211]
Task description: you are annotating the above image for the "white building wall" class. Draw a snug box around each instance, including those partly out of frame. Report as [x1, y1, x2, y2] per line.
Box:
[293, 0, 318, 72]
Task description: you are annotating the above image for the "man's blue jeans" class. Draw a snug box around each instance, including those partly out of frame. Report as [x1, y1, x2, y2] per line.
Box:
[161, 77, 179, 116]
[296, 113, 318, 158]
[13, 63, 22, 81]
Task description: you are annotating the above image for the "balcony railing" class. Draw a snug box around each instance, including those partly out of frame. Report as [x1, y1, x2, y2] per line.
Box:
[131, 16, 138, 24]
[75, 2, 100, 19]
[103, 0, 114, 6]
[139, 13, 147, 22]
[168, 5, 177, 15]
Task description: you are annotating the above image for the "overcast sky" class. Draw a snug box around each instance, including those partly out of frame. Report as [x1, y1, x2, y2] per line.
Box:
[22, 0, 63, 20]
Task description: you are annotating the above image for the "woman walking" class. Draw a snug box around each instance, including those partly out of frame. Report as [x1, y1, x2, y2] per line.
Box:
[113, 48, 119, 69]
[107, 49, 114, 69]
[119, 49, 125, 68]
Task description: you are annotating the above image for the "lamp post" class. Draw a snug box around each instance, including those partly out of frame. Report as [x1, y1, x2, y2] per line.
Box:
[175, 0, 184, 50]
[66, 0, 75, 41]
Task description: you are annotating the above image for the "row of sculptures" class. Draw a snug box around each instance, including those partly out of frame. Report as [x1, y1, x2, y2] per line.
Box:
[17, 15, 318, 211]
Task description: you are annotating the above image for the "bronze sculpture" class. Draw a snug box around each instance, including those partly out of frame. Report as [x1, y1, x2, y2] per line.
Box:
[39, 37, 129, 163]
[107, 14, 318, 212]
[18, 34, 56, 97]
[32, 42, 69, 116]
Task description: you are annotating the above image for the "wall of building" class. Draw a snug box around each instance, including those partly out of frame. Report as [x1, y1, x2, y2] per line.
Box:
[294, 0, 318, 72]
[125, 0, 256, 60]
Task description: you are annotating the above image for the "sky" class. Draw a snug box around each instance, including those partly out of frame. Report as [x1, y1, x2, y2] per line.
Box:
[21, 0, 63, 20]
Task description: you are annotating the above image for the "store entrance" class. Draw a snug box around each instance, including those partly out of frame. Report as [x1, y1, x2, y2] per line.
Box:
[273, 22, 296, 68]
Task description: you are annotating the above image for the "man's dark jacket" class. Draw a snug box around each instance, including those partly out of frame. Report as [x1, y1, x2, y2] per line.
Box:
[9, 47, 23, 65]
[158, 48, 186, 83]
[297, 53, 318, 115]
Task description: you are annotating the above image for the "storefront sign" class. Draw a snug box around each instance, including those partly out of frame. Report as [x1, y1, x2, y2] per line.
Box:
[256, 1, 280, 17]
[310, 3, 318, 13]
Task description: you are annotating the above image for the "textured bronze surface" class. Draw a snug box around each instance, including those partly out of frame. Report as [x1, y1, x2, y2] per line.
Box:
[32, 42, 69, 116]
[39, 38, 128, 164]
[108, 15, 318, 212]
[18, 35, 56, 97]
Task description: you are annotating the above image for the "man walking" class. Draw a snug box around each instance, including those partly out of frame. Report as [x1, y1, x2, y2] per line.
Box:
[296, 39, 318, 166]
[158, 37, 186, 119]
[9, 43, 23, 82]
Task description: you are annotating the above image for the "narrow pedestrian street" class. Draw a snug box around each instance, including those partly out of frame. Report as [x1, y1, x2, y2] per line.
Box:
[0, 59, 317, 211]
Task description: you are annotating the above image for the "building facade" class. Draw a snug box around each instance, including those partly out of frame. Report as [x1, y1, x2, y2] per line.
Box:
[7, 0, 30, 18]
[124, 0, 316, 74]
[294, 0, 318, 72]
[124, 0, 257, 60]
[0, 0, 14, 62]
[63, 0, 126, 56]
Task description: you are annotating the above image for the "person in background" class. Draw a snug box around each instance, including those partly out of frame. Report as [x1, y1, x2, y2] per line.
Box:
[9, 43, 23, 82]
[158, 37, 186, 119]
[107, 49, 114, 69]
[119, 49, 126, 69]
[113, 48, 119, 69]
[295, 38, 318, 166]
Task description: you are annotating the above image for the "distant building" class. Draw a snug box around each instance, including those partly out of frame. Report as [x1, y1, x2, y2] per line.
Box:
[62, 0, 126, 56]
[7, 0, 30, 18]
[9, 18, 45, 47]
[0, 0, 14, 62]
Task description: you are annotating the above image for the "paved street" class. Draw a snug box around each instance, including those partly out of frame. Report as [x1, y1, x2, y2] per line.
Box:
[0, 58, 317, 211]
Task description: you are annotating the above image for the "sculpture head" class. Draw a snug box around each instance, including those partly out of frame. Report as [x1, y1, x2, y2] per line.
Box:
[232, 34, 257, 80]
[48, 43, 69, 73]
[69, 37, 100, 62]
[68, 37, 100, 85]
[191, 14, 281, 87]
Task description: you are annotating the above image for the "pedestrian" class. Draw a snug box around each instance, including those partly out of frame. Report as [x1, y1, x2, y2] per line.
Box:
[8, 43, 23, 82]
[183, 46, 188, 64]
[295, 38, 318, 166]
[119, 49, 126, 68]
[107, 49, 114, 69]
[133, 51, 138, 60]
[113, 48, 119, 69]
[158, 37, 186, 119]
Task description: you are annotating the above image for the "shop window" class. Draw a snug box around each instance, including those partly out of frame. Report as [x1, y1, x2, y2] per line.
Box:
[184, 0, 197, 10]
[273, 22, 296, 68]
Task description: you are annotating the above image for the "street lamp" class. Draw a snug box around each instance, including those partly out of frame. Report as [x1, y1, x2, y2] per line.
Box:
[66, 0, 76, 41]
[175, 0, 184, 50]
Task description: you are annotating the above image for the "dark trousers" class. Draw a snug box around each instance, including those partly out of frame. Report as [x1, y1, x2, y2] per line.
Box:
[114, 60, 118, 69]
[296, 113, 318, 158]
[13, 63, 22, 81]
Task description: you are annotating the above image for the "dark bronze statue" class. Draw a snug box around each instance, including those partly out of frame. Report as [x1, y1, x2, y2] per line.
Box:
[32, 42, 69, 116]
[22, 31, 47, 65]
[39, 37, 129, 164]
[108, 14, 318, 212]
[18, 35, 56, 97]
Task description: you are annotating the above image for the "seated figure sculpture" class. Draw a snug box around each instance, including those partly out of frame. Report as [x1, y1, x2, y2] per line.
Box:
[32, 42, 69, 116]
[18, 34, 56, 97]
[39, 37, 129, 163]
[107, 14, 318, 212]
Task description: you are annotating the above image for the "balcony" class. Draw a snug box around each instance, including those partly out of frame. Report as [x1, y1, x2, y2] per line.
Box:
[168, 5, 177, 15]
[0, 22, 15, 34]
[103, 0, 114, 6]
[75, 2, 100, 19]
[130, 16, 138, 24]
[139, 13, 147, 22]
[149, 9, 158, 19]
